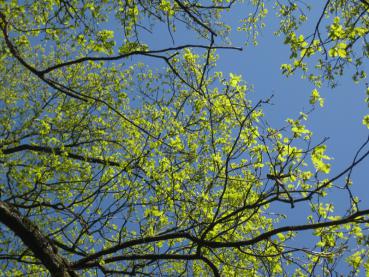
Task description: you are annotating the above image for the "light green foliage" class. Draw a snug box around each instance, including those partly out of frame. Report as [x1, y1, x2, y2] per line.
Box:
[310, 88, 324, 107]
[0, 0, 368, 276]
[278, 0, 369, 90]
[311, 145, 331, 174]
[363, 115, 369, 129]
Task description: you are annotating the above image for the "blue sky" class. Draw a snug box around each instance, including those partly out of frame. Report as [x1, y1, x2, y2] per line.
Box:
[220, 4, 369, 214]
[128, 0, 369, 227]
[138, 1, 369, 216]
[102, 2, 369, 273]
[215, 4, 369, 273]
[2, 2, 368, 275]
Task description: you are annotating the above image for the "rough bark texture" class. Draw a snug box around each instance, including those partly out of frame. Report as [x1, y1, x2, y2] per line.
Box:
[0, 201, 77, 277]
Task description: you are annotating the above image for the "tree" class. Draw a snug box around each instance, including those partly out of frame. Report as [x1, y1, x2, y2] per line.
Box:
[0, 0, 369, 276]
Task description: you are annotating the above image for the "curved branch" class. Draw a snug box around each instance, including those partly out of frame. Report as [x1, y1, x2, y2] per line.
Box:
[0, 12, 86, 101]
[174, 0, 217, 36]
[2, 144, 121, 166]
[73, 207, 369, 268]
[40, 44, 241, 75]
[201, 256, 221, 277]
[73, 253, 220, 277]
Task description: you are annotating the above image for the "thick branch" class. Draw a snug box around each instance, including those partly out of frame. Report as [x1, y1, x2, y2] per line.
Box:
[73, 208, 369, 268]
[0, 201, 77, 277]
[73, 253, 219, 276]
[2, 144, 120, 166]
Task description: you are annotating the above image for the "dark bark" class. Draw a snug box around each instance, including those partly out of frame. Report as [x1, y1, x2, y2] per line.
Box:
[0, 201, 78, 277]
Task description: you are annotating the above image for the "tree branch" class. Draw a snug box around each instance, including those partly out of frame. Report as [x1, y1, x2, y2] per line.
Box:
[0, 201, 77, 277]
[73, 207, 369, 268]
[2, 144, 121, 166]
